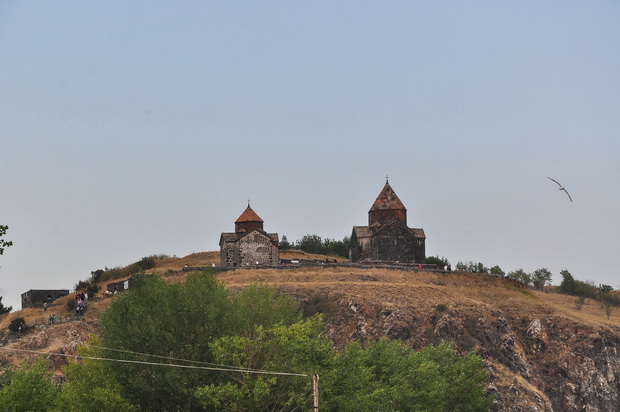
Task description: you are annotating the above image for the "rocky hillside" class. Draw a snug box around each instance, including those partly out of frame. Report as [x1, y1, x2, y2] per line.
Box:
[2, 252, 620, 411]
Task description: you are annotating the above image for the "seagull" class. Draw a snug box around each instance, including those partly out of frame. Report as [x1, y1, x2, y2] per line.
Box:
[548, 177, 573, 202]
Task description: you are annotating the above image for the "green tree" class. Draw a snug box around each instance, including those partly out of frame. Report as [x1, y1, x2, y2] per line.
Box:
[531, 268, 553, 291]
[229, 284, 302, 337]
[508, 269, 532, 286]
[279, 235, 292, 250]
[55, 336, 136, 412]
[559, 270, 576, 295]
[574, 279, 599, 299]
[407, 343, 492, 412]
[295, 234, 324, 254]
[455, 261, 488, 273]
[199, 328, 492, 412]
[100, 272, 235, 411]
[0, 358, 58, 411]
[324, 339, 492, 412]
[489, 265, 504, 275]
[425, 256, 450, 268]
[323, 236, 351, 258]
[0, 225, 12, 256]
[196, 316, 333, 411]
[0, 296, 11, 314]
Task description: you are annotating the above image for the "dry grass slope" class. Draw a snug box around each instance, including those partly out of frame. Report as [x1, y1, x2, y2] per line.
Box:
[1, 250, 618, 371]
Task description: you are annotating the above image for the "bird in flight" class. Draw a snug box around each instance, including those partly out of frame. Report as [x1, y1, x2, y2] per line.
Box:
[548, 177, 573, 202]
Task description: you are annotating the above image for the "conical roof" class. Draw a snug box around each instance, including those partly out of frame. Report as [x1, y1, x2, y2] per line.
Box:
[369, 182, 407, 212]
[235, 205, 264, 223]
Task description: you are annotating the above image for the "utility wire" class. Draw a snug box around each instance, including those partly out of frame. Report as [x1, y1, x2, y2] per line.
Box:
[0, 346, 308, 377]
[85, 343, 282, 375]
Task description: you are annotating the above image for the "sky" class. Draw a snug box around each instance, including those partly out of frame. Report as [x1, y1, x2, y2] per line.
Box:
[1, 1, 619, 311]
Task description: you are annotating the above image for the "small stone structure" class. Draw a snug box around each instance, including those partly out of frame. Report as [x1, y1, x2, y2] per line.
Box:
[219, 204, 280, 267]
[106, 274, 153, 294]
[21, 289, 69, 309]
[350, 180, 426, 263]
[106, 279, 130, 293]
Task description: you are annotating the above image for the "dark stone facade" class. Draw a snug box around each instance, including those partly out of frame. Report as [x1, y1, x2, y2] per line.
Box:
[219, 204, 280, 267]
[21, 289, 69, 309]
[350, 181, 425, 263]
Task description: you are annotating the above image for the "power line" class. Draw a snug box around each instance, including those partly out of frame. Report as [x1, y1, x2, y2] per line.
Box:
[85, 343, 283, 375]
[0, 346, 308, 377]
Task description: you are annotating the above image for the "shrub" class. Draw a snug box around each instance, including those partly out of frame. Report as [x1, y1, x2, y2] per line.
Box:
[508, 269, 532, 287]
[603, 301, 614, 319]
[137, 256, 157, 271]
[302, 292, 342, 318]
[8, 317, 25, 333]
[426, 256, 449, 267]
[86, 283, 100, 299]
[574, 280, 598, 299]
[574, 296, 586, 310]
[435, 303, 448, 312]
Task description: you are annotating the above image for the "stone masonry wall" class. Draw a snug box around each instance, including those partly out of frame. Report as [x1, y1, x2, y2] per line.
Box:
[237, 231, 279, 266]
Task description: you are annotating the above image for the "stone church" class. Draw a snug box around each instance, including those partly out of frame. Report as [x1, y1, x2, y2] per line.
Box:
[350, 180, 426, 263]
[219, 203, 280, 267]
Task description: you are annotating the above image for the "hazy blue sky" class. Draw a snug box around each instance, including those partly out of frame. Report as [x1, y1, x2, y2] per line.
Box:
[2, 1, 619, 311]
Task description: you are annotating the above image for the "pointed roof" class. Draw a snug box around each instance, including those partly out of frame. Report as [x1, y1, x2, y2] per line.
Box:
[234, 205, 264, 223]
[369, 181, 407, 212]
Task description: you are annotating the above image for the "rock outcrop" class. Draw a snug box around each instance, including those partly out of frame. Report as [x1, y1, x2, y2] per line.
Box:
[323, 296, 620, 412]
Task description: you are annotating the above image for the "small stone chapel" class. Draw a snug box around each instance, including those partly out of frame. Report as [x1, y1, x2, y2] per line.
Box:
[219, 203, 280, 267]
[349, 179, 426, 263]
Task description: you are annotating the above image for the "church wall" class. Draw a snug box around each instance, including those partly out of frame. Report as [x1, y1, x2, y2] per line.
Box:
[220, 242, 238, 266]
[238, 231, 279, 266]
[414, 238, 426, 263]
[372, 224, 418, 262]
[350, 233, 372, 262]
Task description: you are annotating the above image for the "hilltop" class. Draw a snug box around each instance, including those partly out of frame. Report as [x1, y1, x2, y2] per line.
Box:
[2, 251, 620, 411]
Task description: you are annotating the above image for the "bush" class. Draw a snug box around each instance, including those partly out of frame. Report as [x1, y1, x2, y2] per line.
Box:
[137, 256, 157, 271]
[574, 296, 586, 310]
[86, 283, 100, 299]
[508, 269, 532, 287]
[574, 280, 598, 299]
[8, 317, 25, 333]
[291, 234, 351, 257]
[435, 303, 448, 312]
[426, 256, 449, 267]
[67, 299, 77, 312]
[302, 292, 342, 318]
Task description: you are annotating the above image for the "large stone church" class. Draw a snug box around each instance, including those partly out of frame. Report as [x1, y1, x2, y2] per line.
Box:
[219, 204, 280, 267]
[349, 180, 426, 263]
